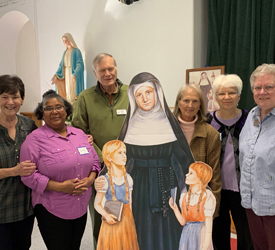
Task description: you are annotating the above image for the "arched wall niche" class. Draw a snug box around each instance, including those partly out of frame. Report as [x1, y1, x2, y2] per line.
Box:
[0, 9, 41, 112]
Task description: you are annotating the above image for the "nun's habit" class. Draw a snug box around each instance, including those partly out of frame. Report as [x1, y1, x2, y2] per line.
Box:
[118, 72, 194, 250]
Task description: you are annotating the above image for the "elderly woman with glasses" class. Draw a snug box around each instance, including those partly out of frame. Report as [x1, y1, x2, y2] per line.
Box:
[207, 74, 253, 250]
[20, 90, 101, 250]
[240, 64, 275, 250]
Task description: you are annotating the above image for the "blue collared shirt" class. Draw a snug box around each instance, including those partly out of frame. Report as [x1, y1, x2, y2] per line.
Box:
[240, 106, 275, 216]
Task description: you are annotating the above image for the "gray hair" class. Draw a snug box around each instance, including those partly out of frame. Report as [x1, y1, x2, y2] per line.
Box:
[93, 53, 117, 70]
[42, 93, 63, 108]
[250, 63, 275, 89]
[212, 74, 243, 100]
[34, 90, 73, 120]
[173, 84, 206, 122]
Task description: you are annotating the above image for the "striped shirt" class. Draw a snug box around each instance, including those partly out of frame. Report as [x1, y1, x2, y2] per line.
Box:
[0, 115, 37, 223]
[240, 106, 275, 216]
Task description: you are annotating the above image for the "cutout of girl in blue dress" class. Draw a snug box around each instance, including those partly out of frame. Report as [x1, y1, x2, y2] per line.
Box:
[94, 140, 139, 250]
[169, 162, 216, 250]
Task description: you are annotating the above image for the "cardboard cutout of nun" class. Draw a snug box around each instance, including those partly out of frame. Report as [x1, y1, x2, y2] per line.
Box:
[118, 72, 194, 250]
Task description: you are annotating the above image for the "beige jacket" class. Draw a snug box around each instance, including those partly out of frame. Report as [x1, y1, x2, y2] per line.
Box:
[189, 120, 222, 218]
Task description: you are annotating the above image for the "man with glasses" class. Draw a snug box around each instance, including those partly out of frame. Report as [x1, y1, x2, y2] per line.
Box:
[72, 53, 128, 244]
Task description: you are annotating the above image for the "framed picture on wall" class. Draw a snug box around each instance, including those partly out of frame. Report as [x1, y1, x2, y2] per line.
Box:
[186, 66, 225, 113]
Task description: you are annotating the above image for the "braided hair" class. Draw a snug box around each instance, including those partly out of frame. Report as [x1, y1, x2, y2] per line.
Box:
[102, 140, 129, 201]
[186, 162, 212, 216]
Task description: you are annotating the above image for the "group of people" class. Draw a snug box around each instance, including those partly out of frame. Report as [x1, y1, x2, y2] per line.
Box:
[0, 51, 275, 250]
[0, 75, 101, 250]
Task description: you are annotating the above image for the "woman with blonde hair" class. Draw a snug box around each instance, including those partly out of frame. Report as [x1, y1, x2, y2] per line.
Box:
[173, 84, 221, 219]
[169, 162, 216, 250]
[94, 140, 139, 250]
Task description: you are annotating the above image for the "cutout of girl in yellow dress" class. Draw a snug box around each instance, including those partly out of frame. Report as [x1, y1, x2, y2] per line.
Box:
[169, 162, 216, 250]
[94, 140, 139, 250]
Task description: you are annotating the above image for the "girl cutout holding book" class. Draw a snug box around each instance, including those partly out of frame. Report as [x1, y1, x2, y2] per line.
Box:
[169, 162, 216, 250]
[94, 140, 139, 250]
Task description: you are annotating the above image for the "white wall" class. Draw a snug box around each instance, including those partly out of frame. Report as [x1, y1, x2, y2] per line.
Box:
[16, 20, 40, 112]
[36, 0, 196, 106]
[35, 0, 96, 95]
[0, 0, 208, 110]
[0, 10, 29, 74]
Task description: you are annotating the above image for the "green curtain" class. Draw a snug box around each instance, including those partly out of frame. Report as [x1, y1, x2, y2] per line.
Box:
[207, 0, 275, 110]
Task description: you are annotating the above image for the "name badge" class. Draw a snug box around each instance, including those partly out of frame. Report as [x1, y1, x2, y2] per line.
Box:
[77, 147, 90, 155]
[116, 109, 127, 115]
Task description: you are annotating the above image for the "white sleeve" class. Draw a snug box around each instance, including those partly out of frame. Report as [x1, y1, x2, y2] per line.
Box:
[204, 189, 216, 217]
[127, 174, 133, 191]
[179, 192, 187, 210]
[97, 176, 108, 193]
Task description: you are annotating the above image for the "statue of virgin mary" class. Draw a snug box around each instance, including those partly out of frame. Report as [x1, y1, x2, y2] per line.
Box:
[51, 33, 84, 105]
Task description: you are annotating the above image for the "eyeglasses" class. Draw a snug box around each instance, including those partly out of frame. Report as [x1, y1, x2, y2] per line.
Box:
[216, 92, 238, 98]
[253, 85, 275, 93]
[43, 105, 65, 113]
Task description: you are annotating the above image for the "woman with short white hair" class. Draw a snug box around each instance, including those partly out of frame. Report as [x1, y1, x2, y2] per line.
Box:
[240, 64, 275, 250]
[207, 74, 253, 250]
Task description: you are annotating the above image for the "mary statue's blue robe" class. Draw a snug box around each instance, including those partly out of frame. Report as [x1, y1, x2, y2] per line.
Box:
[55, 47, 84, 96]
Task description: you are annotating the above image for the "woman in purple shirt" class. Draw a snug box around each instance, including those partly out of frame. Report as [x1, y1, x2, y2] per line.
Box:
[21, 90, 101, 250]
[207, 75, 253, 250]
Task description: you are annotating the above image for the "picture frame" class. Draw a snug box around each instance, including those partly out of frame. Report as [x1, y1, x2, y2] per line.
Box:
[186, 66, 225, 113]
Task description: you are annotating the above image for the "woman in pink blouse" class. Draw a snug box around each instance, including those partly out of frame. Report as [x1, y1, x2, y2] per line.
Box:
[21, 90, 101, 250]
